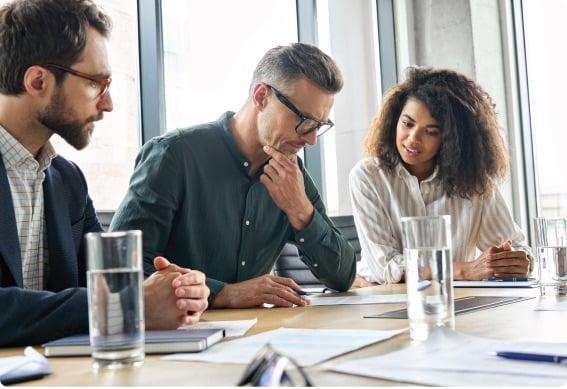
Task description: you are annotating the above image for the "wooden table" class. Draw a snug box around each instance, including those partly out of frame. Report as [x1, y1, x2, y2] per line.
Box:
[3, 285, 566, 386]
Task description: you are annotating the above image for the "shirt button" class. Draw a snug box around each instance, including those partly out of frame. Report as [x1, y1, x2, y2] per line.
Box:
[299, 238, 305, 243]
[241, 261, 246, 266]
[314, 263, 319, 267]
[243, 161, 249, 167]
[245, 220, 250, 226]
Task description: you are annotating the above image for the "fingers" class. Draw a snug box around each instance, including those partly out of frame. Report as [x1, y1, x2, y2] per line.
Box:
[488, 245, 506, 254]
[153, 256, 171, 270]
[489, 250, 528, 261]
[263, 294, 295, 307]
[264, 145, 295, 166]
[175, 285, 209, 299]
[173, 270, 206, 287]
[263, 163, 281, 182]
[176, 311, 202, 327]
[493, 268, 530, 277]
[259, 173, 274, 188]
[176, 297, 208, 313]
[181, 312, 202, 326]
[501, 240, 513, 251]
[262, 292, 309, 308]
[267, 282, 309, 307]
[490, 260, 530, 270]
[154, 256, 192, 274]
[269, 275, 302, 291]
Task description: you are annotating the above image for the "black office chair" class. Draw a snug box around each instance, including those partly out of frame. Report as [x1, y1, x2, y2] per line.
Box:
[273, 215, 361, 288]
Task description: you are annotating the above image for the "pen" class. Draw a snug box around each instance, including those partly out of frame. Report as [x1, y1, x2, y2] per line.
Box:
[496, 351, 567, 364]
[295, 289, 308, 296]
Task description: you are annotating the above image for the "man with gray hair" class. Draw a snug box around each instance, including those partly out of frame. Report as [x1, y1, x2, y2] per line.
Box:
[111, 43, 356, 308]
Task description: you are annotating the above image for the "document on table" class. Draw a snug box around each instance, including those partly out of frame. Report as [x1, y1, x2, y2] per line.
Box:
[327, 327, 567, 386]
[179, 318, 257, 337]
[163, 327, 406, 367]
[0, 347, 51, 384]
[308, 294, 407, 306]
[535, 299, 567, 311]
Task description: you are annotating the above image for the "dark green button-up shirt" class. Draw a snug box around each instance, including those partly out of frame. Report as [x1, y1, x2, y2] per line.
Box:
[110, 112, 356, 302]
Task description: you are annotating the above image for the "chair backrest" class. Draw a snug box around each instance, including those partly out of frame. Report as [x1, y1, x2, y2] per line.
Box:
[273, 215, 360, 287]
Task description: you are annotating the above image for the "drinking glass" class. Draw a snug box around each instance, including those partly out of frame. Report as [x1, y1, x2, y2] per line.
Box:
[533, 217, 567, 296]
[85, 230, 145, 369]
[402, 215, 455, 341]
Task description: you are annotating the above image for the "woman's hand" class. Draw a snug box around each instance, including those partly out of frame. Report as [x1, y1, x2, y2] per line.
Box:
[454, 240, 530, 280]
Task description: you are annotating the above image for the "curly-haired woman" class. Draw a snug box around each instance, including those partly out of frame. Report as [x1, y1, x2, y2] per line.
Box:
[350, 66, 531, 285]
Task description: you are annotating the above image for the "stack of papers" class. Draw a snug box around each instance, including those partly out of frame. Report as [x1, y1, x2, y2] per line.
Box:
[328, 327, 567, 386]
[163, 327, 406, 367]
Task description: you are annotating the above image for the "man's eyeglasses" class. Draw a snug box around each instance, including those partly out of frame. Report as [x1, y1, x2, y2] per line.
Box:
[43, 63, 112, 98]
[237, 344, 313, 387]
[266, 84, 334, 137]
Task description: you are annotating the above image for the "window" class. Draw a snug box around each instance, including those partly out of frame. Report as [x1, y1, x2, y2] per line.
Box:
[50, 0, 141, 211]
[316, 0, 382, 216]
[523, 0, 567, 217]
[161, 0, 298, 131]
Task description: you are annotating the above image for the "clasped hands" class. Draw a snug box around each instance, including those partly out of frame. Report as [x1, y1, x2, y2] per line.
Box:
[143, 256, 209, 330]
[455, 240, 531, 280]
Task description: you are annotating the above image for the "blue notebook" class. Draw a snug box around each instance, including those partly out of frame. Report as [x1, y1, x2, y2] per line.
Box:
[42, 329, 225, 357]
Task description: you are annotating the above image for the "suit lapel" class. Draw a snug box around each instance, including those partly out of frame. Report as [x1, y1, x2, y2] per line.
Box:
[44, 165, 78, 290]
[0, 158, 23, 286]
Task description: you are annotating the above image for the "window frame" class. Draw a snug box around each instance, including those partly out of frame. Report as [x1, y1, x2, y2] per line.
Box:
[510, 0, 539, 244]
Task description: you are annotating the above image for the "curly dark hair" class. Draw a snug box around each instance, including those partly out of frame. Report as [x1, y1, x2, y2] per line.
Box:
[365, 66, 508, 199]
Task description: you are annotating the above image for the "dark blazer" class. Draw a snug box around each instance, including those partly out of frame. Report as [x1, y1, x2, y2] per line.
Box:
[0, 154, 102, 347]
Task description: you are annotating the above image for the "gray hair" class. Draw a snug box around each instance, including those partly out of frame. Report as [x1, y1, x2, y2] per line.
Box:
[250, 43, 343, 95]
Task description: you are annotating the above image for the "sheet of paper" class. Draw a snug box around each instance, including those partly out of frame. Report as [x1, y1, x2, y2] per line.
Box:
[327, 327, 567, 386]
[163, 327, 406, 367]
[179, 318, 257, 337]
[453, 280, 538, 288]
[535, 298, 567, 311]
[308, 294, 407, 306]
[301, 287, 329, 294]
[0, 347, 50, 380]
[0, 356, 27, 377]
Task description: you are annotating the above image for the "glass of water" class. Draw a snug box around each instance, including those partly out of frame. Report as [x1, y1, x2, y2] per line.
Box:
[534, 217, 567, 296]
[85, 230, 145, 369]
[401, 215, 454, 341]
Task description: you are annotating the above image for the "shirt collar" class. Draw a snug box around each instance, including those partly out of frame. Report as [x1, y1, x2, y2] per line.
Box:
[396, 162, 439, 182]
[217, 111, 254, 176]
[0, 124, 57, 171]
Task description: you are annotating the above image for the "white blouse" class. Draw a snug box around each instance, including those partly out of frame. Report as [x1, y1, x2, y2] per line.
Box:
[349, 158, 528, 284]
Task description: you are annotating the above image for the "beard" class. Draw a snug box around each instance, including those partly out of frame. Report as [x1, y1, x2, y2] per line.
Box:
[38, 89, 102, 150]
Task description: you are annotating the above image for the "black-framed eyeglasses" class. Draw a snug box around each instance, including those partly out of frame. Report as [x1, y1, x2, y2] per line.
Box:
[237, 344, 314, 387]
[43, 63, 112, 98]
[266, 84, 334, 137]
